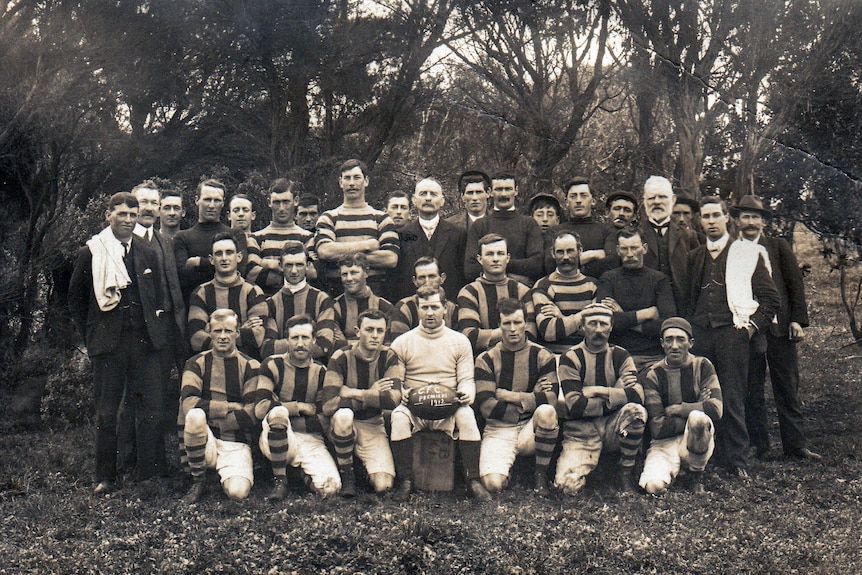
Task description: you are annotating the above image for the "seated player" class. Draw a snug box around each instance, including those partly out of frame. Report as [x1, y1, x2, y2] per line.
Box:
[555, 303, 647, 495]
[321, 309, 401, 496]
[457, 233, 536, 354]
[475, 299, 559, 495]
[187, 232, 268, 358]
[390, 256, 458, 338]
[532, 231, 597, 353]
[389, 285, 491, 501]
[261, 241, 341, 360]
[256, 315, 340, 499]
[639, 318, 723, 495]
[179, 309, 260, 503]
[333, 253, 394, 348]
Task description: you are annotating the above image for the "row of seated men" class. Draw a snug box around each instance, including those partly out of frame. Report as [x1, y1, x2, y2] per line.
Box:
[72, 162, 817, 503]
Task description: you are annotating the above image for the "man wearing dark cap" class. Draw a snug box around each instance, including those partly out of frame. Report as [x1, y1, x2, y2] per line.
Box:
[639, 317, 723, 495]
[544, 177, 617, 278]
[447, 170, 491, 236]
[684, 196, 780, 479]
[605, 191, 638, 230]
[732, 196, 821, 462]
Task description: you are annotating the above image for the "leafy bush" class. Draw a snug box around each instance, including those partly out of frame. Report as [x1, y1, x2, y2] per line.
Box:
[40, 348, 93, 429]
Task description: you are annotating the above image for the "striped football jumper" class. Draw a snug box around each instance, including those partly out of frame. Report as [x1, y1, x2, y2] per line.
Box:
[643, 356, 723, 440]
[261, 284, 340, 359]
[332, 287, 394, 346]
[247, 224, 313, 295]
[314, 204, 400, 283]
[390, 294, 458, 338]
[456, 276, 536, 352]
[531, 271, 597, 352]
[187, 275, 268, 357]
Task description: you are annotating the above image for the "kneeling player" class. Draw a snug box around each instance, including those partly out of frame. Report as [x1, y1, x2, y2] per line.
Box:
[180, 309, 260, 503]
[321, 309, 401, 496]
[639, 318, 723, 495]
[389, 285, 490, 501]
[555, 303, 647, 495]
[475, 298, 559, 495]
[257, 315, 340, 499]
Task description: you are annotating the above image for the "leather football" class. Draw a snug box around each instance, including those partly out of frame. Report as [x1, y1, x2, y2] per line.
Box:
[406, 384, 459, 420]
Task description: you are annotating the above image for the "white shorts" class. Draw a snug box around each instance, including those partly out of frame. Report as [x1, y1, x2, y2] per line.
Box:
[203, 427, 254, 488]
[260, 415, 341, 495]
[479, 419, 536, 478]
[639, 411, 715, 490]
[351, 415, 395, 476]
[392, 404, 458, 438]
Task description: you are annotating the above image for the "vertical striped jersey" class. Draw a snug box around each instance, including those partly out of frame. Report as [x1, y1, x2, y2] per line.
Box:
[558, 342, 642, 421]
[247, 224, 313, 295]
[390, 294, 458, 338]
[256, 355, 327, 434]
[179, 349, 260, 444]
[187, 275, 268, 356]
[643, 356, 723, 440]
[333, 288, 394, 346]
[320, 345, 401, 420]
[261, 284, 340, 359]
[456, 276, 537, 352]
[475, 341, 559, 424]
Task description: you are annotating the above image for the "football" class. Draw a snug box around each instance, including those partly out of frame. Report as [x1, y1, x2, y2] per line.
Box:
[407, 384, 459, 420]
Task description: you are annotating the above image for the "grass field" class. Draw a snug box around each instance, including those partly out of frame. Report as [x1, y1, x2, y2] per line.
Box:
[1, 230, 861, 575]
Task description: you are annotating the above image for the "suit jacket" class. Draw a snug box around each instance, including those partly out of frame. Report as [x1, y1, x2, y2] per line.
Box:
[148, 230, 186, 337]
[684, 240, 780, 331]
[396, 219, 467, 301]
[758, 235, 809, 336]
[640, 219, 697, 308]
[68, 235, 169, 356]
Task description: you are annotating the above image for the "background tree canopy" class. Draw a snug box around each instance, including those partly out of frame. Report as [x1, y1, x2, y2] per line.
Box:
[1, 0, 861, 359]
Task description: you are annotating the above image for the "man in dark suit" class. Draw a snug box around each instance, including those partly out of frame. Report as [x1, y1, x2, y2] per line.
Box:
[639, 176, 698, 308]
[395, 178, 466, 302]
[732, 196, 821, 461]
[446, 170, 491, 238]
[69, 192, 169, 494]
[685, 196, 780, 479]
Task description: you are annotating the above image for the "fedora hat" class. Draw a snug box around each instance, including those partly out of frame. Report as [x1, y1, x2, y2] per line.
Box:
[730, 195, 772, 219]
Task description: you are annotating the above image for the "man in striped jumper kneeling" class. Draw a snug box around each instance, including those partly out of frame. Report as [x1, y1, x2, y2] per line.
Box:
[639, 318, 723, 495]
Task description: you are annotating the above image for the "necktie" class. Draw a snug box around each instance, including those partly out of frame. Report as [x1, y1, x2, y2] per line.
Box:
[707, 243, 722, 258]
[146, 228, 153, 243]
[122, 242, 130, 257]
[654, 223, 668, 237]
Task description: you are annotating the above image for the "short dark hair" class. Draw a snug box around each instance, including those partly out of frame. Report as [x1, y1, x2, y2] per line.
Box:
[107, 192, 138, 211]
[340, 159, 368, 177]
[478, 233, 507, 253]
[416, 284, 445, 303]
[458, 170, 491, 195]
[491, 172, 516, 184]
[338, 252, 369, 271]
[413, 256, 439, 275]
[160, 189, 182, 201]
[280, 240, 308, 260]
[211, 231, 238, 250]
[229, 193, 253, 209]
[357, 308, 388, 329]
[562, 177, 591, 195]
[497, 297, 525, 318]
[616, 226, 645, 242]
[700, 195, 728, 214]
[197, 178, 226, 196]
[297, 193, 320, 208]
[269, 178, 297, 196]
[285, 314, 315, 335]
[387, 190, 410, 204]
[530, 197, 559, 215]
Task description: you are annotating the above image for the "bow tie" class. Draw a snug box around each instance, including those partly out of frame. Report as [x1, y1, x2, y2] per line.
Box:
[652, 222, 669, 236]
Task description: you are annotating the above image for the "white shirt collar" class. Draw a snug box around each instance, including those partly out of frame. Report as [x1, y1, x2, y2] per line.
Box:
[133, 223, 153, 240]
[468, 212, 483, 222]
[706, 233, 730, 253]
[286, 279, 308, 294]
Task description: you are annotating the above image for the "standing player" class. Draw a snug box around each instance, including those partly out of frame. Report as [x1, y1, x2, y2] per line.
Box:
[639, 318, 723, 495]
[555, 303, 646, 495]
[475, 299, 559, 495]
[179, 309, 260, 503]
[321, 310, 401, 496]
[256, 315, 341, 499]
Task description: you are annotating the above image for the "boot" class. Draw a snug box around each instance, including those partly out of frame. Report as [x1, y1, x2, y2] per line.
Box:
[182, 479, 206, 504]
[690, 471, 705, 495]
[534, 470, 550, 497]
[339, 467, 356, 498]
[620, 469, 638, 494]
[391, 438, 414, 502]
[266, 476, 288, 501]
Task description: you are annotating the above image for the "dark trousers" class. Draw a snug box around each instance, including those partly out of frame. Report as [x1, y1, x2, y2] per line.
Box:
[92, 326, 162, 483]
[692, 324, 750, 469]
[746, 333, 807, 453]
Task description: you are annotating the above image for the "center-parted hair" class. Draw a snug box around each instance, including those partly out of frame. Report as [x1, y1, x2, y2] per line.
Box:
[340, 158, 368, 177]
[458, 170, 491, 194]
[700, 195, 728, 214]
[285, 313, 316, 335]
[269, 178, 297, 197]
[478, 233, 508, 253]
[197, 178, 226, 196]
[280, 240, 309, 260]
[211, 231, 239, 250]
[209, 308, 238, 326]
[413, 255, 440, 275]
[416, 284, 446, 304]
[552, 230, 582, 251]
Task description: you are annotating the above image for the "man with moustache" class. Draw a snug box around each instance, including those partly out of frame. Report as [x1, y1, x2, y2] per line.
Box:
[732, 196, 821, 462]
[596, 228, 676, 372]
[447, 170, 491, 236]
[532, 231, 598, 354]
[638, 176, 698, 307]
[174, 179, 232, 304]
[69, 192, 168, 494]
[685, 196, 780, 478]
[394, 177, 466, 302]
[464, 173, 544, 286]
[605, 191, 638, 231]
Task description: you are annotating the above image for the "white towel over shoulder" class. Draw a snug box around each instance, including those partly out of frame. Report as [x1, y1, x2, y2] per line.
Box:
[86, 227, 131, 311]
[725, 239, 767, 329]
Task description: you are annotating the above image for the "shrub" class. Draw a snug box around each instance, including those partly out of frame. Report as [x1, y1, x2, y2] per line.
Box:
[40, 348, 93, 429]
